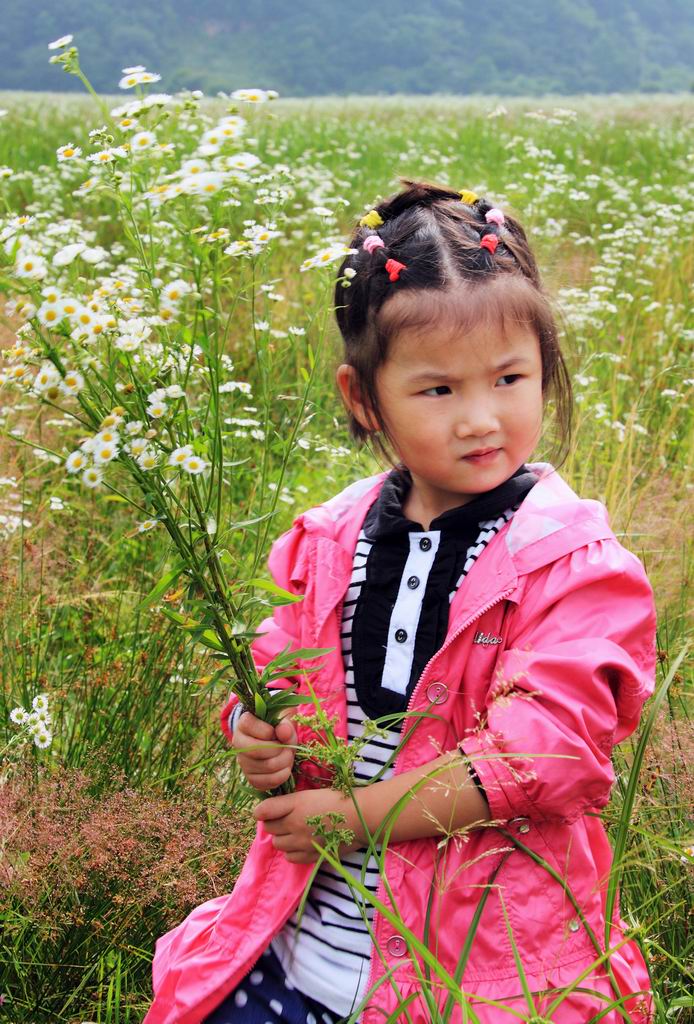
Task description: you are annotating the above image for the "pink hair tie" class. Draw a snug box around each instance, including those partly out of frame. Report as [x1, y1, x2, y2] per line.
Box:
[485, 208, 505, 226]
[384, 258, 406, 281]
[480, 234, 499, 254]
[362, 234, 385, 254]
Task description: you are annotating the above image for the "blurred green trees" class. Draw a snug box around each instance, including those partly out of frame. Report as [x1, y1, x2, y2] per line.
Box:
[1, 0, 692, 96]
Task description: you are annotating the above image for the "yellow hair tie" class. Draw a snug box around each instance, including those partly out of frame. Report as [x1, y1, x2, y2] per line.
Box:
[459, 190, 479, 205]
[360, 210, 384, 229]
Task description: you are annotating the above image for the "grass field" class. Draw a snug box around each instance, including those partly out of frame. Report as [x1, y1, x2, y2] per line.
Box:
[0, 58, 692, 1024]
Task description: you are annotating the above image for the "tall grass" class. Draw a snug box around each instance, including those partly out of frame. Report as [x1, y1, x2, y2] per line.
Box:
[0, 81, 691, 1022]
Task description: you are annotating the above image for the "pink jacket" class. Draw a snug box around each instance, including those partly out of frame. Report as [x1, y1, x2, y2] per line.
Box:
[146, 464, 657, 1024]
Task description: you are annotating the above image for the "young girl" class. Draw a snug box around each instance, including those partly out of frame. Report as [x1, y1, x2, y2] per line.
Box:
[145, 180, 657, 1024]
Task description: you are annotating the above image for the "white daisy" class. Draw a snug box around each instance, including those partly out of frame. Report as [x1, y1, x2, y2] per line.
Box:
[201, 127, 224, 147]
[137, 449, 159, 470]
[99, 413, 124, 429]
[218, 114, 246, 130]
[300, 244, 357, 271]
[33, 363, 61, 393]
[137, 519, 159, 532]
[8, 364, 30, 383]
[73, 177, 98, 196]
[180, 171, 227, 196]
[82, 466, 103, 488]
[65, 451, 87, 474]
[60, 297, 79, 317]
[34, 731, 53, 749]
[244, 223, 281, 247]
[48, 34, 73, 49]
[53, 242, 86, 267]
[119, 70, 161, 89]
[216, 122, 245, 141]
[9, 706, 28, 725]
[168, 444, 193, 467]
[224, 152, 260, 170]
[93, 443, 119, 465]
[80, 246, 109, 265]
[179, 158, 208, 176]
[223, 241, 251, 257]
[115, 334, 141, 352]
[161, 279, 191, 303]
[61, 370, 85, 395]
[127, 437, 148, 457]
[132, 131, 156, 150]
[57, 143, 82, 161]
[125, 420, 144, 436]
[36, 302, 63, 327]
[75, 316, 109, 342]
[182, 455, 208, 475]
[87, 147, 127, 165]
[15, 252, 47, 280]
[231, 88, 270, 103]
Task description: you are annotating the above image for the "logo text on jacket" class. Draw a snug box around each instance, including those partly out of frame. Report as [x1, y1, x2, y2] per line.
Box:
[473, 630, 503, 646]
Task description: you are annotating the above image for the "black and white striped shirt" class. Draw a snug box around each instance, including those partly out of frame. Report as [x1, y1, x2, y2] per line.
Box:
[269, 466, 537, 1016]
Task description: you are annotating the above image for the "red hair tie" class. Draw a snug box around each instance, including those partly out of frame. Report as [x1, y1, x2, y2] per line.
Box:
[480, 234, 499, 254]
[384, 257, 406, 281]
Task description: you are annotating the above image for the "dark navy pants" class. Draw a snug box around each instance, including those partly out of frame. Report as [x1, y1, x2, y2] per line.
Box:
[203, 944, 344, 1023]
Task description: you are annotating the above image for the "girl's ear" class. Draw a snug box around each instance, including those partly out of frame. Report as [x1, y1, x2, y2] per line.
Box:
[335, 364, 380, 432]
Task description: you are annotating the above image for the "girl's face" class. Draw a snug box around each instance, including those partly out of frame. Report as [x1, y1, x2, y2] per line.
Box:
[337, 315, 544, 522]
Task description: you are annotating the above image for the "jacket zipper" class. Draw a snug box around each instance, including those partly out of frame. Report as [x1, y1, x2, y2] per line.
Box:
[361, 584, 515, 1019]
[214, 590, 351, 1018]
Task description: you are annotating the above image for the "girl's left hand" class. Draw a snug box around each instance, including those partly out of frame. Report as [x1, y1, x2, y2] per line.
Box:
[254, 788, 361, 864]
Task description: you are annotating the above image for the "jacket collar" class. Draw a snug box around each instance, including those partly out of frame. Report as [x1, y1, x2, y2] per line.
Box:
[298, 463, 613, 574]
[362, 464, 538, 541]
[292, 464, 616, 641]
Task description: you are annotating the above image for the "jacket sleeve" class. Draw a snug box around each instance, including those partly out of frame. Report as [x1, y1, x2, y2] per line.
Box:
[220, 518, 308, 744]
[458, 537, 657, 824]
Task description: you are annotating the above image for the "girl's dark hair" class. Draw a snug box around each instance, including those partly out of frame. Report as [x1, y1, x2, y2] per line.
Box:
[334, 178, 573, 467]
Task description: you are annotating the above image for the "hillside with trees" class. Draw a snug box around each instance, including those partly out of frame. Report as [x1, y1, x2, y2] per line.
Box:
[2, 0, 693, 96]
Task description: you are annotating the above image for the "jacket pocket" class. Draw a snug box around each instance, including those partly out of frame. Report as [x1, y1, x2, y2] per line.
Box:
[502, 818, 602, 972]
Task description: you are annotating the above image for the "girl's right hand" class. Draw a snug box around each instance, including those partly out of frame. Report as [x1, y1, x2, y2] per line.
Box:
[232, 710, 297, 791]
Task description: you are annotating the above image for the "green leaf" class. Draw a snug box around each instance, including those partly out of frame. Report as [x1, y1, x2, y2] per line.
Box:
[267, 693, 309, 710]
[267, 646, 333, 668]
[160, 607, 201, 629]
[245, 578, 304, 604]
[254, 691, 267, 717]
[217, 511, 277, 537]
[198, 629, 226, 652]
[135, 560, 187, 611]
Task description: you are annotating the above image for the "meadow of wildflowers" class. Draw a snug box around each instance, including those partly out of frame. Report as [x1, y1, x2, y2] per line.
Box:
[0, 35, 692, 1024]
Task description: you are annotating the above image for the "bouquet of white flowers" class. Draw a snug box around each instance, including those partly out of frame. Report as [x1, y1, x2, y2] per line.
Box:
[1, 40, 355, 790]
